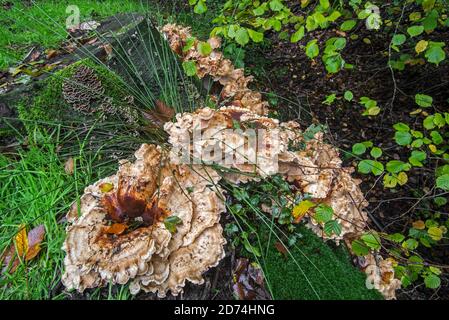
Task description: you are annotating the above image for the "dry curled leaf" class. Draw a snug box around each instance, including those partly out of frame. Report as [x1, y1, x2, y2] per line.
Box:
[64, 157, 75, 175]
[104, 223, 128, 235]
[232, 258, 270, 300]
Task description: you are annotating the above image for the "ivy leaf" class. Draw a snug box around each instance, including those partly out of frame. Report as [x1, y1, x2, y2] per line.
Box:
[290, 26, 305, 43]
[436, 174, 449, 190]
[182, 37, 196, 52]
[305, 39, 319, 59]
[164, 216, 183, 234]
[235, 28, 250, 46]
[182, 60, 197, 76]
[415, 94, 433, 107]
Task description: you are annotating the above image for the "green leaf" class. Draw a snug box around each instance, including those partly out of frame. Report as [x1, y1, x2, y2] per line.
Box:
[370, 147, 382, 159]
[358, 159, 374, 174]
[392, 34, 406, 46]
[371, 161, 384, 176]
[344, 90, 353, 101]
[324, 220, 342, 236]
[361, 233, 381, 250]
[305, 39, 319, 59]
[425, 42, 446, 65]
[352, 143, 366, 155]
[423, 115, 436, 129]
[415, 94, 433, 107]
[314, 204, 334, 223]
[164, 216, 182, 234]
[340, 20, 357, 31]
[436, 174, 449, 190]
[182, 60, 197, 76]
[269, 0, 284, 11]
[393, 122, 410, 132]
[409, 150, 426, 167]
[197, 41, 212, 56]
[352, 239, 369, 256]
[235, 28, 250, 46]
[424, 274, 441, 289]
[248, 29, 264, 43]
[320, 0, 330, 9]
[402, 238, 419, 250]
[194, 0, 207, 14]
[182, 37, 196, 52]
[386, 160, 410, 173]
[430, 131, 443, 145]
[394, 131, 412, 146]
[290, 26, 305, 43]
[385, 233, 405, 243]
[407, 25, 424, 37]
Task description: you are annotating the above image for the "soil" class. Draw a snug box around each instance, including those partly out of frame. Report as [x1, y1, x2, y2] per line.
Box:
[248, 14, 449, 300]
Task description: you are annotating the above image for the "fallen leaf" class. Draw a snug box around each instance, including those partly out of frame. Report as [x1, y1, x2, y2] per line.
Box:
[15, 225, 28, 257]
[25, 225, 45, 261]
[64, 157, 75, 175]
[46, 49, 58, 59]
[104, 223, 128, 235]
[2, 224, 45, 274]
[99, 182, 114, 193]
[412, 220, 425, 230]
[274, 241, 288, 257]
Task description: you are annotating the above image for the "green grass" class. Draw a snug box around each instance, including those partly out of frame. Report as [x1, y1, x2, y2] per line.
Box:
[0, 124, 145, 299]
[258, 223, 383, 300]
[0, 0, 150, 69]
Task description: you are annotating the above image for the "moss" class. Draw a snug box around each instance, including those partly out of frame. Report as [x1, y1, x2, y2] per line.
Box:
[18, 59, 130, 135]
[257, 223, 383, 300]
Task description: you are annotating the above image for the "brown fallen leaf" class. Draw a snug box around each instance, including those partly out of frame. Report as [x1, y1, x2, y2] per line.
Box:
[46, 49, 58, 59]
[2, 224, 46, 274]
[104, 223, 128, 235]
[232, 258, 270, 300]
[142, 100, 175, 127]
[274, 241, 288, 257]
[64, 157, 74, 175]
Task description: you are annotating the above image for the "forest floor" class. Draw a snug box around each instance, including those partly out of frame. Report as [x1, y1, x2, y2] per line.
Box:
[0, 0, 448, 300]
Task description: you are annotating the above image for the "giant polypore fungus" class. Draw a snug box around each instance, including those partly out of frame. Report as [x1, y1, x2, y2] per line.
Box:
[161, 24, 269, 116]
[62, 144, 226, 297]
[164, 106, 368, 243]
[62, 24, 400, 300]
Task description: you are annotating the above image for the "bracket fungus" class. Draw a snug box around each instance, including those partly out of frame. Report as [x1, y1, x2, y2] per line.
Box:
[61, 24, 400, 300]
[62, 144, 226, 297]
